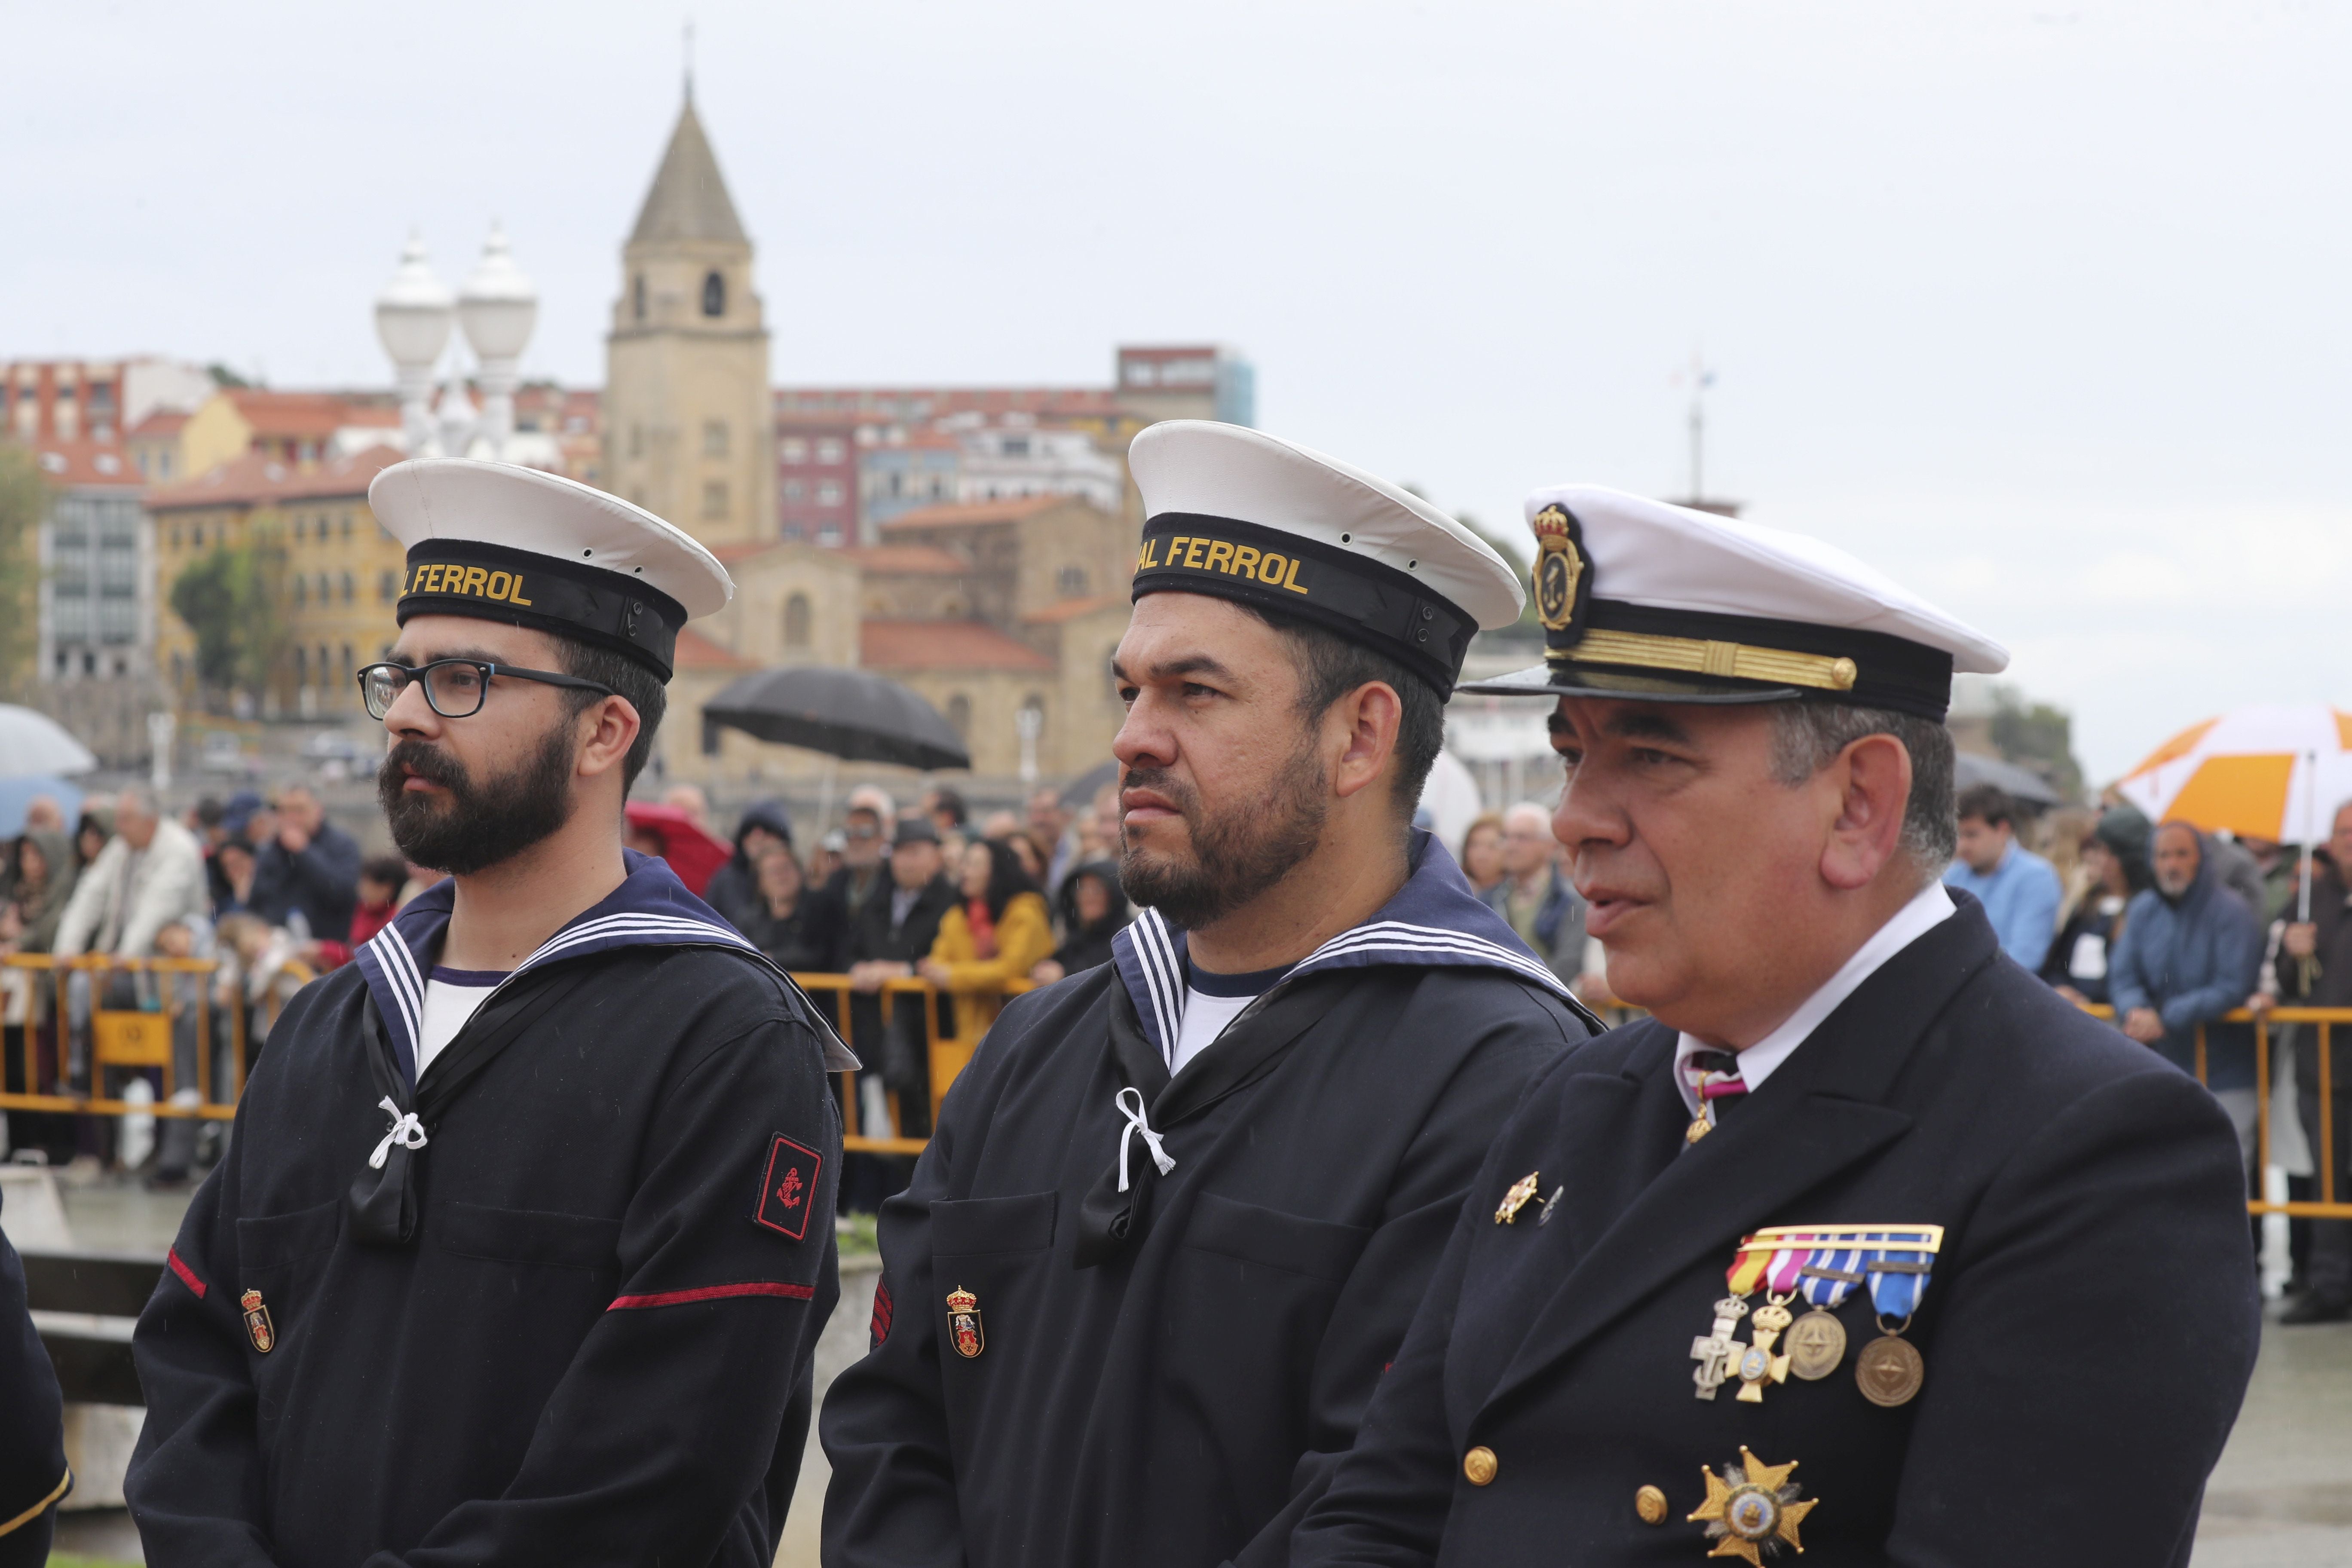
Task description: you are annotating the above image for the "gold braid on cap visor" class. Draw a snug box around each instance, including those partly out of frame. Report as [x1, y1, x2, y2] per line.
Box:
[1556, 627, 1859, 692]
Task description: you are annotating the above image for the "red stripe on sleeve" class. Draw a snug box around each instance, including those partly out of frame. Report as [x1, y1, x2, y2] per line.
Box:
[606, 1280, 817, 1311]
[166, 1248, 207, 1299]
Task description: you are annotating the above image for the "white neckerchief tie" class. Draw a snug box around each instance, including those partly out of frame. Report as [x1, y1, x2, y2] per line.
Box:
[369, 1096, 429, 1170]
[1114, 1087, 1176, 1193]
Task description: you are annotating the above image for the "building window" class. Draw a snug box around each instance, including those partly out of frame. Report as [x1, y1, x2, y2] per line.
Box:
[629, 424, 645, 459]
[292, 515, 305, 542]
[815, 438, 845, 465]
[341, 511, 352, 539]
[781, 438, 808, 464]
[294, 645, 308, 684]
[817, 481, 843, 507]
[634, 274, 647, 321]
[379, 570, 398, 603]
[317, 573, 332, 603]
[340, 572, 355, 603]
[783, 479, 804, 502]
[292, 576, 307, 608]
[703, 419, 729, 457]
[946, 693, 971, 739]
[784, 593, 811, 649]
[1057, 565, 1087, 597]
[701, 270, 725, 317]
[192, 524, 205, 548]
[702, 480, 729, 519]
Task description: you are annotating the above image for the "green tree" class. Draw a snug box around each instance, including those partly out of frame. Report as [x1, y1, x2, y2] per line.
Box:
[1990, 687, 2085, 803]
[0, 445, 47, 699]
[170, 539, 288, 703]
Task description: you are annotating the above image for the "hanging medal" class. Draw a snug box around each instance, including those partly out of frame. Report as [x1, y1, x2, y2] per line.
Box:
[1786, 1238, 1866, 1380]
[1855, 1229, 1939, 1407]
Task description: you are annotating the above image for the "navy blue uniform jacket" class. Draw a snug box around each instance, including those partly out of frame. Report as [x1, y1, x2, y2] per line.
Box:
[821, 833, 1600, 1568]
[126, 854, 851, 1568]
[1290, 895, 2260, 1567]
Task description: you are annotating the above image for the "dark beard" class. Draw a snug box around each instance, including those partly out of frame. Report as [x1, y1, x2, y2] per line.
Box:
[377, 723, 578, 876]
[1117, 740, 1328, 931]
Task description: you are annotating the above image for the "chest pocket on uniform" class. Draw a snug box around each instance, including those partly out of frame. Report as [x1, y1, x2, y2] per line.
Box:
[1179, 1191, 1369, 1282]
[434, 1200, 622, 1270]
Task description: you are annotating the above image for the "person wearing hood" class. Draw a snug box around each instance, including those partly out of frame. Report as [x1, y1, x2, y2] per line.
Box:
[2040, 803, 2153, 1006]
[1037, 859, 1131, 980]
[2109, 819, 2265, 1148]
[820, 424, 1594, 1568]
[3, 827, 81, 958]
[706, 799, 794, 937]
[127, 461, 850, 1568]
[2, 827, 82, 1164]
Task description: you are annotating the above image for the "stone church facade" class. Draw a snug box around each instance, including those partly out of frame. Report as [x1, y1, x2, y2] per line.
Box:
[606, 97, 1140, 790]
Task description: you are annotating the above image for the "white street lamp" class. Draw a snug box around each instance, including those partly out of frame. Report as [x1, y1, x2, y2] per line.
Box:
[373, 232, 454, 455]
[373, 223, 539, 460]
[458, 222, 538, 455]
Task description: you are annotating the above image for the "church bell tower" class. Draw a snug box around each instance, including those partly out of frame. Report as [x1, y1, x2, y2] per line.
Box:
[605, 91, 775, 548]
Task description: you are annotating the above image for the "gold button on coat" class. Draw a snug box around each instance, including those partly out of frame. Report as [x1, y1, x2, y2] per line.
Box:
[1462, 1446, 1498, 1486]
[1635, 1485, 1668, 1525]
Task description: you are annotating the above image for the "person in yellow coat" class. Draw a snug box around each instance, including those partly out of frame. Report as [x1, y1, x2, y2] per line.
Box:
[918, 838, 1056, 1101]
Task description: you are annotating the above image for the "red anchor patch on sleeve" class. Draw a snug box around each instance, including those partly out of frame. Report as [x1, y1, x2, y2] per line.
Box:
[754, 1133, 824, 1242]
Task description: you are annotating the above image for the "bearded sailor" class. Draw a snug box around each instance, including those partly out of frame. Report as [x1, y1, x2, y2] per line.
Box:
[127, 459, 854, 1568]
[820, 422, 1601, 1568]
[1288, 488, 2259, 1567]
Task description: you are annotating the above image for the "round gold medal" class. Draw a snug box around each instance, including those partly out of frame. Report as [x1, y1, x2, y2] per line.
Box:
[1855, 1332, 1924, 1407]
[1785, 1307, 1847, 1381]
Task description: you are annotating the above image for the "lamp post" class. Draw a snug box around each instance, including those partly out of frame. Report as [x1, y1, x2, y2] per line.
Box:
[373, 224, 539, 459]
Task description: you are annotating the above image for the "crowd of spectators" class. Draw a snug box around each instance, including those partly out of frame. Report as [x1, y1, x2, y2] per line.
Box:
[12, 758, 2351, 1298]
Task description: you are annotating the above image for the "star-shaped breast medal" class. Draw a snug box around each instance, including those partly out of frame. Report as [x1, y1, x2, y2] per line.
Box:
[1688, 1447, 1817, 1564]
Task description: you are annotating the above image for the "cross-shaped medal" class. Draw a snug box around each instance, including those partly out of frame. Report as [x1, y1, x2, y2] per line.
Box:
[1734, 1301, 1794, 1403]
[1690, 1296, 1750, 1400]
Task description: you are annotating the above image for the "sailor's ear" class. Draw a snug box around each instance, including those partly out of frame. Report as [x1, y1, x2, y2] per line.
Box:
[573, 693, 641, 783]
[1329, 679, 1403, 805]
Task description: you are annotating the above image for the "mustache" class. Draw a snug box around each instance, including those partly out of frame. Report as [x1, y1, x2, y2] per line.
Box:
[380, 738, 468, 793]
[1119, 764, 1195, 815]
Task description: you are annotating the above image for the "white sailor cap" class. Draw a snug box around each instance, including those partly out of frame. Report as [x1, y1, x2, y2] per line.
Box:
[370, 458, 732, 682]
[1127, 421, 1523, 698]
[1458, 486, 2007, 719]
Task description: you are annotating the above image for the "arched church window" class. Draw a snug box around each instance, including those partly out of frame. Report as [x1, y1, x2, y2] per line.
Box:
[784, 593, 812, 649]
[701, 270, 726, 317]
[633, 274, 647, 321]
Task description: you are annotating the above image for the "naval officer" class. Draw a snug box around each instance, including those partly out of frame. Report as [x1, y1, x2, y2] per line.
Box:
[1289, 490, 2259, 1566]
[128, 460, 854, 1568]
[821, 422, 1600, 1568]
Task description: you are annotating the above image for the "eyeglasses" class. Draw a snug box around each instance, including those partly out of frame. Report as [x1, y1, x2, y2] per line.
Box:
[355, 659, 615, 721]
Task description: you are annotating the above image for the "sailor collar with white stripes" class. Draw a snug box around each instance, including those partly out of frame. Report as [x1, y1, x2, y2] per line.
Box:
[1109, 828, 1600, 1063]
[356, 848, 856, 1084]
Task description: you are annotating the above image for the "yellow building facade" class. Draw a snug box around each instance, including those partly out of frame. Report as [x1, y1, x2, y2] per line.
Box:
[148, 447, 407, 718]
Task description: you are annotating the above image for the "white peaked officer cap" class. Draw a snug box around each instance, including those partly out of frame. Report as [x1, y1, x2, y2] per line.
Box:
[1127, 421, 1524, 699]
[1458, 486, 2007, 720]
[370, 458, 733, 683]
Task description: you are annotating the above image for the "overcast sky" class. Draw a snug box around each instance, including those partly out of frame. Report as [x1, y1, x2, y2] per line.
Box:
[7, 0, 2344, 780]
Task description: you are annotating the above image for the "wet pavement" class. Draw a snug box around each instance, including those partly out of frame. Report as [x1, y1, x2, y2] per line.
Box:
[24, 1174, 2352, 1565]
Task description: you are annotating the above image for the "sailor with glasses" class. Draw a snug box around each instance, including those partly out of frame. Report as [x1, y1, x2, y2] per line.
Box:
[128, 459, 857, 1568]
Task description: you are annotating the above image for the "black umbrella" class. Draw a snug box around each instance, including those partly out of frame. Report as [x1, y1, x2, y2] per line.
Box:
[704, 666, 971, 771]
[1059, 758, 1119, 810]
[1954, 751, 2063, 809]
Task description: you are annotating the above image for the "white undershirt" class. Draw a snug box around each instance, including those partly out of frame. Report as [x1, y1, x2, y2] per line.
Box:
[416, 967, 506, 1077]
[1671, 881, 1957, 1116]
[1170, 991, 1254, 1075]
[1167, 961, 1294, 1075]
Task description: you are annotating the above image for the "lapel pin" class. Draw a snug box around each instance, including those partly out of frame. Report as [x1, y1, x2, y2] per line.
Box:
[1494, 1171, 1542, 1224]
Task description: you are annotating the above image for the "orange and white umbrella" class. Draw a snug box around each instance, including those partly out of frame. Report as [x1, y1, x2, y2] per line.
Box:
[2114, 704, 2352, 845]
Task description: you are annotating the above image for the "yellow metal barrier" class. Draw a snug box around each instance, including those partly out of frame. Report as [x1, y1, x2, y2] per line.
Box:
[2078, 1003, 2352, 1220]
[0, 953, 255, 1121]
[793, 973, 1035, 1157]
